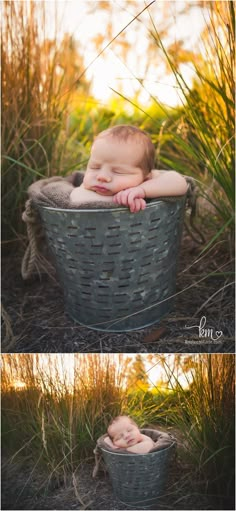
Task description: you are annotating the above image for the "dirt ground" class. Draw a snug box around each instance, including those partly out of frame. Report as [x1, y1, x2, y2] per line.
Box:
[2, 229, 234, 354]
[0, 458, 210, 511]
[2, 427, 225, 511]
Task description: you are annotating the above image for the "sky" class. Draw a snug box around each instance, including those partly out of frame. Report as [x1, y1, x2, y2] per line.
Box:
[10, 353, 191, 391]
[43, 0, 207, 107]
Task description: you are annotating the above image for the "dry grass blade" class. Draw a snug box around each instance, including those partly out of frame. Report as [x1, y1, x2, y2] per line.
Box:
[1, 304, 18, 352]
[72, 472, 92, 509]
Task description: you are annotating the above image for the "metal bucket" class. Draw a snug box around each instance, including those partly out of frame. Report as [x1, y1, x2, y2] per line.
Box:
[38, 197, 185, 331]
[99, 429, 175, 509]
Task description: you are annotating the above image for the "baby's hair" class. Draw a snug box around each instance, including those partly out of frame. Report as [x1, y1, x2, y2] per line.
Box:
[95, 125, 155, 174]
[107, 415, 138, 440]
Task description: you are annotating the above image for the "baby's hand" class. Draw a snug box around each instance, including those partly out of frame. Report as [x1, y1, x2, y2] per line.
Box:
[113, 186, 146, 213]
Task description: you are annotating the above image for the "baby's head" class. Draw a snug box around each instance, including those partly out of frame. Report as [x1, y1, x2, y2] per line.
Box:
[83, 125, 156, 196]
[95, 125, 155, 175]
[107, 415, 142, 449]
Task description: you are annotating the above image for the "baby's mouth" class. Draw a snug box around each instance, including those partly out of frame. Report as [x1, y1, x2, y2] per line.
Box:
[93, 185, 111, 195]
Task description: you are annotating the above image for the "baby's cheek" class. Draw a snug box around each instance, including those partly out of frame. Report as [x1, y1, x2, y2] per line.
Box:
[83, 175, 91, 189]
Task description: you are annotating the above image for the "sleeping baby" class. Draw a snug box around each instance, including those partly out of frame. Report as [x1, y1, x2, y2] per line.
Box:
[69, 124, 187, 213]
[105, 415, 155, 454]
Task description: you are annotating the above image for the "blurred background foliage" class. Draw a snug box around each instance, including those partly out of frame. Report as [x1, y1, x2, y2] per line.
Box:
[1, 0, 235, 252]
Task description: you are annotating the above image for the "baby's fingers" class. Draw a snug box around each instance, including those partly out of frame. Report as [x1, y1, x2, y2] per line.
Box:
[140, 199, 146, 210]
[113, 190, 129, 206]
[130, 198, 146, 213]
[113, 193, 123, 205]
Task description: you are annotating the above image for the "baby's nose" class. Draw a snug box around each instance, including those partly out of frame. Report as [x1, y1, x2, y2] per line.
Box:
[97, 169, 111, 182]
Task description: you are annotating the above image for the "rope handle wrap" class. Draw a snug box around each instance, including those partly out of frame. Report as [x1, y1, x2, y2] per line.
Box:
[21, 199, 55, 280]
[21, 199, 42, 280]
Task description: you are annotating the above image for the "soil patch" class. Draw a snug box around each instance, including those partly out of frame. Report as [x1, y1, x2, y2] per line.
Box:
[2, 230, 234, 353]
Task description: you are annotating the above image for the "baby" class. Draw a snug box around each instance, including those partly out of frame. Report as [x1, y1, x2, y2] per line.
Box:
[105, 415, 155, 454]
[69, 125, 188, 213]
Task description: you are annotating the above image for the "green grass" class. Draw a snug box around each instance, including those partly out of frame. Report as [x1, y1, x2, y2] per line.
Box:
[148, 1, 235, 244]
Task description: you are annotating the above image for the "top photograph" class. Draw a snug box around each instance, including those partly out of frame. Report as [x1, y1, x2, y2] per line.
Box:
[2, 0, 234, 354]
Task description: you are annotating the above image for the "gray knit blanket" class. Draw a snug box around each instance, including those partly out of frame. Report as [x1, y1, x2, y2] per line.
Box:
[26, 171, 120, 209]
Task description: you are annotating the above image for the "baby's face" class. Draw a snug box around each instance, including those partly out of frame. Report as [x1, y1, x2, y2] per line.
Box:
[108, 417, 142, 449]
[83, 136, 146, 196]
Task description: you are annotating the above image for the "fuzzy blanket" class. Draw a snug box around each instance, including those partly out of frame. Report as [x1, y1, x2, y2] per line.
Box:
[27, 171, 120, 209]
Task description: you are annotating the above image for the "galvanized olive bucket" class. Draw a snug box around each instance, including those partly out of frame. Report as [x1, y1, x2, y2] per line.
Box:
[38, 196, 185, 331]
[99, 429, 176, 509]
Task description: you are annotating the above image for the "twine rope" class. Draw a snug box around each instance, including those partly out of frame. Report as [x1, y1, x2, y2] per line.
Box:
[21, 199, 45, 280]
[92, 445, 102, 478]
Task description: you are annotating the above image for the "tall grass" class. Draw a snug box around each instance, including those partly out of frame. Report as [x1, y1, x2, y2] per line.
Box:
[2, 354, 125, 478]
[124, 386, 189, 429]
[162, 354, 235, 509]
[1, 1, 80, 245]
[149, 1, 235, 244]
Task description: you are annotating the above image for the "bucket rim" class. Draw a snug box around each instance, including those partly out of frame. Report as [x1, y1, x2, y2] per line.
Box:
[99, 440, 176, 458]
[38, 195, 186, 214]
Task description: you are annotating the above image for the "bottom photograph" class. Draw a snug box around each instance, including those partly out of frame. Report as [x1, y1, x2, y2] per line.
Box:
[1, 353, 235, 511]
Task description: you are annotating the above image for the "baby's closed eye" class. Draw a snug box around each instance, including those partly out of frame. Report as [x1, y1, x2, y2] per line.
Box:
[112, 169, 126, 175]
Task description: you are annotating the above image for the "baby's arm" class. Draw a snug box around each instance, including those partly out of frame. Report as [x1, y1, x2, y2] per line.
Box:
[113, 170, 188, 211]
[70, 184, 114, 205]
[142, 170, 188, 198]
[126, 435, 154, 454]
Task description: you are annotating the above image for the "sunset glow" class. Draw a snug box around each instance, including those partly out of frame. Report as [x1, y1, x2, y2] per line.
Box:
[42, 0, 206, 107]
[2, 354, 191, 393]
[12, 379, 27, 390]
